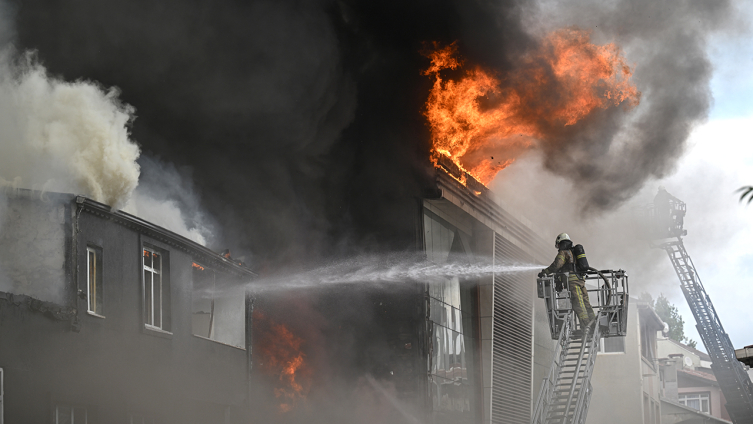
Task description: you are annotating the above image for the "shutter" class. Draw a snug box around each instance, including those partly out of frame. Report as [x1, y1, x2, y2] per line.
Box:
[491, 233, 533, 424]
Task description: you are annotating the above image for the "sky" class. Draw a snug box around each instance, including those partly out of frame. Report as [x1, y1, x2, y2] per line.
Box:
[491, 1, 753, 350]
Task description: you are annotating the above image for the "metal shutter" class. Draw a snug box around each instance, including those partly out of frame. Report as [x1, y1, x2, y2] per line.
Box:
[491, 233, 533, 424]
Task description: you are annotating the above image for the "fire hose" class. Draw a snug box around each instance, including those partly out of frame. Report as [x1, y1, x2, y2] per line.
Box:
[588, 267, 612, 306]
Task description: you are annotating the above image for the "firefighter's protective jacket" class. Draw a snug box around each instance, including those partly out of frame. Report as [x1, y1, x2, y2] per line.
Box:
[544, 249, 582, 282]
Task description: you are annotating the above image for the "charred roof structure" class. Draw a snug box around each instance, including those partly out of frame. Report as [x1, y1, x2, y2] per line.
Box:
[0, 189, 255, 423]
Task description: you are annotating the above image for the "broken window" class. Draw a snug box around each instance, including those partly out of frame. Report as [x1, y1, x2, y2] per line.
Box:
[143, 247, 171, 332]
[424, 210, 480, 424]
[86, 246, 103, 316]
[191, 263, 245, 348]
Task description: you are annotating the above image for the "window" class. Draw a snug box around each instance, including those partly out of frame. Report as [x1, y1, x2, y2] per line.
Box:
[143, 247, 170, 332]
[640, 322, 656, 362]
[55, 404, 88, 424]
[86, 246, 104, 316]
[423, 210, 480, 423]
[191, 263, 245, 348]
[679, 392, 710, 414]
[598, 336, 625, 354]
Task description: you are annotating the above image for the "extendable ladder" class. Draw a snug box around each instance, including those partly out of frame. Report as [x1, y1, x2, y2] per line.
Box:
[647, 189, 753, 423]
[532, 271, 629, 424]
[657, 238, 753, 423]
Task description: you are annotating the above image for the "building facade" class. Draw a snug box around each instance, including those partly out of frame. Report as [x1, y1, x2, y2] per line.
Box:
[586, 300, 665, 424]
[659, 337, 733, 422]
[0, 190, 255, 424]
[420, 162, 552, 424]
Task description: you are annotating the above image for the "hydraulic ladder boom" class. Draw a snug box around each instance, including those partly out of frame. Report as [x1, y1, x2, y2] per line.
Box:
[648, 188, 753, 423]
[657, 238, 753, 422]
[532, 270, 629, 424]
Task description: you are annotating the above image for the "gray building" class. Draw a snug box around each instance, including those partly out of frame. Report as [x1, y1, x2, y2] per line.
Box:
[0, 189, 255, 423]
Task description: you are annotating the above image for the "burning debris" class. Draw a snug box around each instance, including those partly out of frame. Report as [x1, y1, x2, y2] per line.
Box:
[422, 28, 640, 186]
[254, 309, 312, 414]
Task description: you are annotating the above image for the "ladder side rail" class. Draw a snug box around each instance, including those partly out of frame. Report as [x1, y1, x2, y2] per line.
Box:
[659, 238, 753, 423]
[663, 240, 739, 364]
[572, 315, 602, 424]
[677, 243, 739, 363]
[531, 313, 575, 424]
[562, 324, 592, 419]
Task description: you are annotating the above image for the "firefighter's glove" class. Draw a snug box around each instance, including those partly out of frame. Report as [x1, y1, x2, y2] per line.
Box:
[537, 271, 546, 278]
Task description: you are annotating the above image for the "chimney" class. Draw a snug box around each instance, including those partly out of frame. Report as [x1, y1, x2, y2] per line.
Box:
[661, 354, 684, 400]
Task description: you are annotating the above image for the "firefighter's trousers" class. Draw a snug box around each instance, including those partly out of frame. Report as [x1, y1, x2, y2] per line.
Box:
[568, 279, 595, 326]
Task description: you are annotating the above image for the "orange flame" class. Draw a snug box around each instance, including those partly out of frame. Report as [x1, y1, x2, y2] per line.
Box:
[423, 28, 640, 185]
[191, 262, 205, 271]
[254, 310, 311, 413]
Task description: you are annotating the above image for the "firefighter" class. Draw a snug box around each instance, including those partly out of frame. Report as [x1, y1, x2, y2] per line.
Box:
[538, 233, 596, 333]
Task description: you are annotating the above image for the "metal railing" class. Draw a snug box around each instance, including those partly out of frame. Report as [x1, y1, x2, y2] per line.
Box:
[531, 312, 604, 424]
[536, 270, 629, 340]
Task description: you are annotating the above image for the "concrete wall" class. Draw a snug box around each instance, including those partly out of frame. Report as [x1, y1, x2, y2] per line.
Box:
[0, 193, 70, 303]
[657, 337, 702, 368]
[678, 384, 724, 418]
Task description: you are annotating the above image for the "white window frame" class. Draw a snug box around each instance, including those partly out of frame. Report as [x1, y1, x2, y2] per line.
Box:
[598, 336, 626, 354]
[679, 392, 711, 414]
[86, 247, 104, 318]
[143, 247, 164, 331]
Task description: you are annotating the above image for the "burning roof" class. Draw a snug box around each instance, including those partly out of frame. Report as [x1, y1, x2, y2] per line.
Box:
[422, 28, 640, 187]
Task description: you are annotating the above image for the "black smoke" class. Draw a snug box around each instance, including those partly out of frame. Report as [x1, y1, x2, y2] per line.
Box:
[7, 0, 530, 266]
[3, 1, 737, 422]
[531, 0, 734, 211]
[9, 0, 734, 259]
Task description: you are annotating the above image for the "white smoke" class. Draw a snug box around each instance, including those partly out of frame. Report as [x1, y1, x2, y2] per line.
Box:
[0, 51, 140, 209]
[0, 49, 212, 245]
[124, 156, 215, 246]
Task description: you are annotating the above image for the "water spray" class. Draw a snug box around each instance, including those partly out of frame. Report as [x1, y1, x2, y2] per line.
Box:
[238, 253, 543, 293]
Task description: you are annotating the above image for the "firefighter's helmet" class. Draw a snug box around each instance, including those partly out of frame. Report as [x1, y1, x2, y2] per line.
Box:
[555, 233, 571, 248]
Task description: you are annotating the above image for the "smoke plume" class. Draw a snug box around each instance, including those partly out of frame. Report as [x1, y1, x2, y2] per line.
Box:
[0, 51, 139, 209]
[521, 0, 734, 211]
[3, 0, 739, 421]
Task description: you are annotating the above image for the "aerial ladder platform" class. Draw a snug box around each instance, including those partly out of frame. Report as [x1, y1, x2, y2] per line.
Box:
[531, 270, 629, 424]
[646, 188, 753, 423]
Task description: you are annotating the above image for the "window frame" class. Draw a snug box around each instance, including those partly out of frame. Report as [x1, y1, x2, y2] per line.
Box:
[597, 336, 626, 354]
[679, 392, 711, 414]
[142, 245, 171, 334]
[86, 246, 105, 318]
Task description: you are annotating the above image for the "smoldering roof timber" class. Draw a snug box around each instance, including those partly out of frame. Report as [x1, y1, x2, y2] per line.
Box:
[12, 0, 735, 261]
